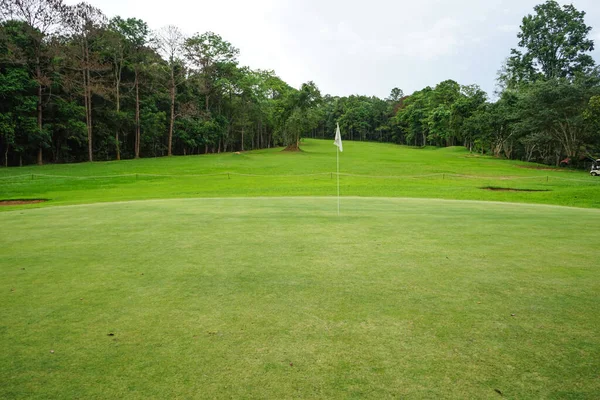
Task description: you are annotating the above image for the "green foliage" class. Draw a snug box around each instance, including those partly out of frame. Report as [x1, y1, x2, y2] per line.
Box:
[109, 17, 149, 51]
[386, 87, 404, 102]
[140, 103, 166, 156]
[272, 80, 322, 148]
[184, 31, 239, 70]
[518, 78, 600, 160]
[0, 64, 38, 164]
[0, 0, 599, 168]
[584, 95, 600, 132]
[393, 81, 486, 148]
[504, 0, 595, 85]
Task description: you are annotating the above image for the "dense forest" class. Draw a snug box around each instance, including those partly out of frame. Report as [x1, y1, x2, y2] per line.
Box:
[1, 0, 599, 167]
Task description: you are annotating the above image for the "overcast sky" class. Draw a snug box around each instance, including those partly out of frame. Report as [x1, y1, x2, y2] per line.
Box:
[66, 0, 600, 99]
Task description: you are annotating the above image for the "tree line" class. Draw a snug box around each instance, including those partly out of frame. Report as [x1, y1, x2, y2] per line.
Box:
[0, 0, 323, 166]
[320, 1, 600, 167]
[1, 0, 599, 167]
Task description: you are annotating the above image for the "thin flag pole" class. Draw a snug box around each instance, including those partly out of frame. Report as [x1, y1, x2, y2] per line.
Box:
[337, 145, 340, 216]
[333, 122, 343, 217]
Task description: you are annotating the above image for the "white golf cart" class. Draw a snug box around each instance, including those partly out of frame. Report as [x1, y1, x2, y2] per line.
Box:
[591, 159, 600, 176]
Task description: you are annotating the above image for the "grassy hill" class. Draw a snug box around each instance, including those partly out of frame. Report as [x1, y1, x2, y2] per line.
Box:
[1, 139, 599, 209]
[2, 140, 600, 398]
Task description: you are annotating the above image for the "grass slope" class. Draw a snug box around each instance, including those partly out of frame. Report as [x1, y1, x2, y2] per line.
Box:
[1, 139, 598, 209]
[2, 141, 599, 398]
[1, 197, 599, 399]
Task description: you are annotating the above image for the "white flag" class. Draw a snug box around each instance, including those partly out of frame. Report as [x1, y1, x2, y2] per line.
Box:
[333, 123, 343, 152]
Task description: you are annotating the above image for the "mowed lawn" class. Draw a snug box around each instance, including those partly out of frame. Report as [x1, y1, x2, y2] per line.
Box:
[1, 197, 599, 399]
[1, 139, 599, 209]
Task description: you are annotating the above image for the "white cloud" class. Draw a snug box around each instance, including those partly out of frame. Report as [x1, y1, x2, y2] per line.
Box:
[498, 24, 519, 33]
[401, 18, 462, 60]
[65, 0, 600, 97]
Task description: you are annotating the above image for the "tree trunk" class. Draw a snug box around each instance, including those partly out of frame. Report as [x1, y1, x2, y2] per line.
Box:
[115, 80, 121, 161]
[34, 55, 44, 166]
[82, 62, 92, 162]
[87, 77, 93, 162]
[4, 144, 8, 167]
[134, 69, 141, 159]
[257, 121, 261, 149]
[113, 57, 122, 161]
[84, 40, 94, 163]
[37, 74, 43, 165]
[168, 68, 175, 156]
[241, 127, 244, 151]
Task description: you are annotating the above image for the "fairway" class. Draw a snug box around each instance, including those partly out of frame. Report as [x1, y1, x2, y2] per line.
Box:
[1, 140, 599, 210]
[2, 197, 599, 399]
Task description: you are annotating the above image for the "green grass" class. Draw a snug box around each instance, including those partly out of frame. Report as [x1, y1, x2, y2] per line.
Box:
[1, 139, 599, 209]
[2, 140, 600, 398]
[1, 197, 599, 398]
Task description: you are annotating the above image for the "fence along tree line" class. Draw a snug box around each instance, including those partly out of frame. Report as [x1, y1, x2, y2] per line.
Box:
[0, 0, 599, 167]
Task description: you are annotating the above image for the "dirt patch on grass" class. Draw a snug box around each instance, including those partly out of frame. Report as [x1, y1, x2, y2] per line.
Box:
[481, 187, 550, 192]
[0, 199, 48, 206]
[516, 165, 563, 171]
[282, 144, 302, 152]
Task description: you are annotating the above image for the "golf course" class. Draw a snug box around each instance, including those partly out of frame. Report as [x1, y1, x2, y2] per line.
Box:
[1, 140, 599, 399]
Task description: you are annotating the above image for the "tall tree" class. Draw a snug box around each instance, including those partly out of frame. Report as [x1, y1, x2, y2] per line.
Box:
[0, 23, 38, 166]
[156, 25, 184, 156]
[1, 0, 64, 164]
[184, 32, 239, 113]
[102, 18, 128, 160]
[62, 2, 106, 162]
[519, 77, 600, 163]
[584, 95, 600, 143]
[386, 87, 404, 103]
[505, 0, 595, 86]
[109, 17, 150, 159]
[282, 81, 321, 150]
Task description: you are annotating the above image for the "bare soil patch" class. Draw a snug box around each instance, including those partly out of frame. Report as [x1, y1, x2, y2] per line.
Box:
[282, 144, 302, 152]
[481, 187, 550, 192]
[0, 199, 48, 206]
[517, 165, 564, 172]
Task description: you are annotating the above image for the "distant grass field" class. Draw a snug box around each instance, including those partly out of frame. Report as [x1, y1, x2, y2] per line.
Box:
[1, 139, 598, 209]
[2, 140, 600, 398]
[1, 198, 599, 399]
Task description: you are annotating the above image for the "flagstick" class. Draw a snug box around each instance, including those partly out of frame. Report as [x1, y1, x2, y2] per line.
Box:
[337, 145, 340, 216]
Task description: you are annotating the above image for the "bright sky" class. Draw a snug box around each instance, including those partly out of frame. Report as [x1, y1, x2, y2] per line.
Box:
[66, 0, 600, 98]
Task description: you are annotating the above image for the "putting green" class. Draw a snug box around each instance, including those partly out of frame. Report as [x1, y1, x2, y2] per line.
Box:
[1, 197, 599, 399]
